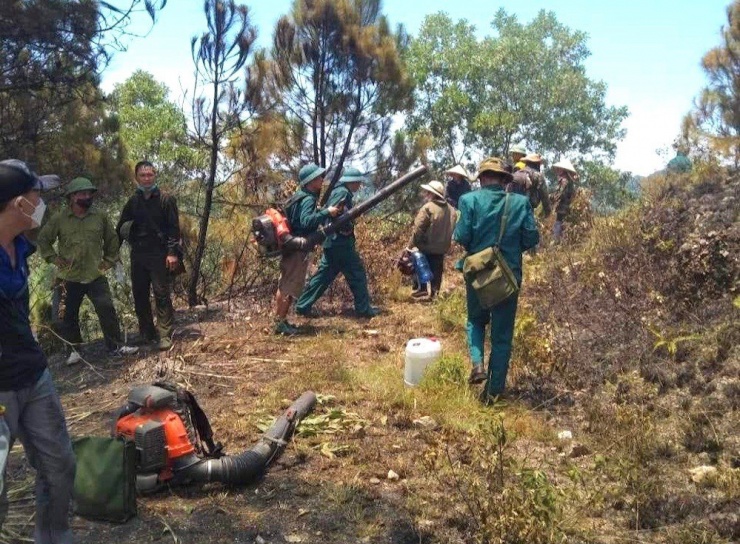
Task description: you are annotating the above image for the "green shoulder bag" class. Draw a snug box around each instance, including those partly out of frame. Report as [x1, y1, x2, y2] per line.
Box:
[462, 194, 519, 309]
[72, 436, 137, 523]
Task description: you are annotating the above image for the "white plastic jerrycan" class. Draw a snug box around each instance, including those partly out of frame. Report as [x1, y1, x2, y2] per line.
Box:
[404, 337, 442, 386]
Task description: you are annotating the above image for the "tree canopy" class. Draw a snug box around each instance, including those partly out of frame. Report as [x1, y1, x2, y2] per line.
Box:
[404, 10, 628, 167]
[684, 0, 740, 164]
[267, 0, 412, 183]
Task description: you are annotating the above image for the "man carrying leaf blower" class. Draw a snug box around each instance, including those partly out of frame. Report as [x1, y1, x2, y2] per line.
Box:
[273, 164, 341, 335]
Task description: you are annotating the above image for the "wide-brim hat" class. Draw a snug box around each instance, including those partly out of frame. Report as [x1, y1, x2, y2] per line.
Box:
[477, 157, 513, 180]
[553, 159, 577, 174]
[65, 176, 98, 196]
[0, 159, 60, 202]
[298, 163, 327, 186]
[420, 180, 446, 200]
[444, 165, 470, 180]
[510, 144, 527, 156]
[338, 167, 367, 185]
[523, 153, 543, 164]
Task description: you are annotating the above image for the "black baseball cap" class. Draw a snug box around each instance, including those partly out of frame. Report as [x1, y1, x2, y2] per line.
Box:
[0, 159, 60, 202]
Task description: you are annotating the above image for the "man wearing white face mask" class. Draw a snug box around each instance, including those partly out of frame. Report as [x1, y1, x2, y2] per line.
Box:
[0, 159, 76, 544]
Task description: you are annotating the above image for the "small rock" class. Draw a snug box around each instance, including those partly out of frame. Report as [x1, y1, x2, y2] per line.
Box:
[387, 470, 400, 481]
[569, 443, 591, 458]
[369, 477, 381, 485]
[362, 329, 379, 337]
[689, 465, 717, 484]
[413, 416, 439, 430]
[557, 430, 573, 441]
[255, 536, 266, 544]
[285, 535, 303, 543]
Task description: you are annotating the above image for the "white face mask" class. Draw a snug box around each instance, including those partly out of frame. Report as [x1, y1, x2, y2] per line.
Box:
[19, 197, 46, 228]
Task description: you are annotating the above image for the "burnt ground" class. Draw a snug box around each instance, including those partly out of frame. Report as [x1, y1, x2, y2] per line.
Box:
[5, 285, 477, 544]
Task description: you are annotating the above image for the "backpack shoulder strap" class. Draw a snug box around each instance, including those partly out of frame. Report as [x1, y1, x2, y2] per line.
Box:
[496, 194, 511, 247]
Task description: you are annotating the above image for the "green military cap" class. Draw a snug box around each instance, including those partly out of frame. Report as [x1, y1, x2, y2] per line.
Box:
[64, 177, 97, 196]
[338, 167, 367, 185]
[510, 144, 527, 155]
[298, 163, 327, 187]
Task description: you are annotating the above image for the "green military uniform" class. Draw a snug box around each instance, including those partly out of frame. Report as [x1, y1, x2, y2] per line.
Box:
[116, 188, 179, 342]
[37, 177, 126, 352]
[454, 161, 539, 398]
[285, 188, 331, 237]
[666, 152, 692, 173]
[296, 168, 377, 317]
[274, 165, 333, 335]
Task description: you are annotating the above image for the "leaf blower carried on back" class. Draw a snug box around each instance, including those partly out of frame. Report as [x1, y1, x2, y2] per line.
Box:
[251, 166, 429, 257]
[114, 382, 316, 493]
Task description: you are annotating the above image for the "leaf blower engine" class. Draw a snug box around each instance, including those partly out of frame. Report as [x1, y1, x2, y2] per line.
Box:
[114, 383, 316, 493]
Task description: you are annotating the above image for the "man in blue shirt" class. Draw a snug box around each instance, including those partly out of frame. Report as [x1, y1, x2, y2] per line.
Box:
[0, 159, 75, 544]
[454, 157, 539, 403]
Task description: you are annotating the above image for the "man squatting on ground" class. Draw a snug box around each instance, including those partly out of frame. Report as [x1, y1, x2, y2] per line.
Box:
[454, 157, 540, 402]
[274, 163, 340, 335]
[0, 159, 76, 544]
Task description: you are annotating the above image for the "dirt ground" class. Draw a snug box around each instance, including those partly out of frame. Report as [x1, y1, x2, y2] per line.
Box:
[6, 286, 466, 544]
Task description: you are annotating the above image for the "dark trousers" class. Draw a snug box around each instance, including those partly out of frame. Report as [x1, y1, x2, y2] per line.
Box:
[425, 253, 445, 294]
[59, 276, 122, 351]
[131, 252, 174, 340]
[413, 253, 445, 295]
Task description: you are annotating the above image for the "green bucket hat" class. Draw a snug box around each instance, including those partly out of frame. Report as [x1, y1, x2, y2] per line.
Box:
[510, 144, 527, 156]
[338, 167, 367, 185]
[298, 163, 327, 187]
[65, 177, 97, 196]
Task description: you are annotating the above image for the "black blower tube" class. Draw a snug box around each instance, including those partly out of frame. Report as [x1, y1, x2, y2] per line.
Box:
[282, 165, 429, 252]
[176, 391, 317, 485]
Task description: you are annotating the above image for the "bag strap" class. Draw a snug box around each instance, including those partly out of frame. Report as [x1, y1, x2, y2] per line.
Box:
[135, 193, 166, 243]
[496, 193, 511, 247]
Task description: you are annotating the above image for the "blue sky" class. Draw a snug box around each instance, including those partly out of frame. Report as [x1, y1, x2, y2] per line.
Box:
[102, 0, 731, 176]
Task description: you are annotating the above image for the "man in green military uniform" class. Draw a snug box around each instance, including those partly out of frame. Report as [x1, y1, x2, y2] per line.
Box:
[274, 164, 341, 335]
[666, 146, 692, 173]
[551, 159, 578, 243]
[454, 157, 539, 402]
[37, 177, 138, 363]
[116, 161, 180, 351]
[296, 167, 379, 318]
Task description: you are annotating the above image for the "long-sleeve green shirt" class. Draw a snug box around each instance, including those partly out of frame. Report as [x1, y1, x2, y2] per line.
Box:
[453, 185, 539, 283]
[284, 188, 330, 237]
[322, 185, 355, 249]
[37, 208, 119, 284]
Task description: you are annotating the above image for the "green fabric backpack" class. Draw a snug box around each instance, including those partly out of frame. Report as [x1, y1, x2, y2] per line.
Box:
[462, 194, 519, 309]
[72, 436, 137, 523]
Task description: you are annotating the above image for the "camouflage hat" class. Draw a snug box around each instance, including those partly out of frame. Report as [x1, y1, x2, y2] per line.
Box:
[64, 176, 97, 196]
[510, 144, 527, 156]
[477, 157, 513, 180]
